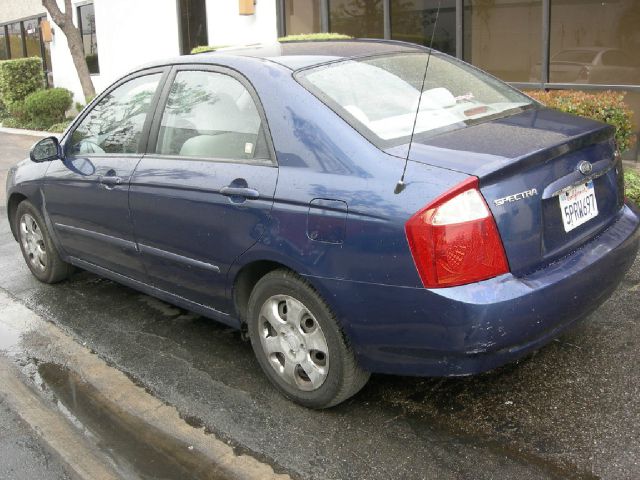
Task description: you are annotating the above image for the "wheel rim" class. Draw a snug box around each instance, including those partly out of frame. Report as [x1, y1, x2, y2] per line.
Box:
[19, 213, 47, 272]
[258, 294, 329, 391]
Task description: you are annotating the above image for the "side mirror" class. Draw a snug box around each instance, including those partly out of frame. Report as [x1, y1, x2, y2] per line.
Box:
[30, 136, 62, 163]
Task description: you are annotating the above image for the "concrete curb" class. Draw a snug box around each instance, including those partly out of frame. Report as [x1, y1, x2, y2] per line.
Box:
[0, 126, 58, 137]
[0, 289, 290, 480]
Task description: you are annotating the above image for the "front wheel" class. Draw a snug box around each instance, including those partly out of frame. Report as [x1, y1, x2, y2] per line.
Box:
[247, 270, 370, 408]
[15, 200, 73, 284]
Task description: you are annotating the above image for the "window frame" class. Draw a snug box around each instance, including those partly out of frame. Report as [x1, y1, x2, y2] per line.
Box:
[62, 66, 171, 158]
[145, 64, 278, 167]
[77, 2, 99, 74]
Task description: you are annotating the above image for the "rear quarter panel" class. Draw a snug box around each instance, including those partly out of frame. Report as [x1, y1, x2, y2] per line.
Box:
[220, 59, 469, 293]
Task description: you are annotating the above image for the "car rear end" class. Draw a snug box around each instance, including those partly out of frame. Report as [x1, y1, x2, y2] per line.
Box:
[293, 45, 640, 376]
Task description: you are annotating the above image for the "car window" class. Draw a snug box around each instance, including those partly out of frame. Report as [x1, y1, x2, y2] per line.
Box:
[155, 70, 269, 161]
[297, 52, 533, 147]
[69, 74, 161, 155]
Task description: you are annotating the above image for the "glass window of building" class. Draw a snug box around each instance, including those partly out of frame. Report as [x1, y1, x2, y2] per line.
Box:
[78, 3, 99, 73]
[7, 22, 24, 59]
[391, 0, 456, 56]
[24, 18, 41, 58]
[285, 0, 322, 35]
[179, 0, 208, 55]
[550, 0, 640, 86]
[0, 27, 8, 61]
[463, 0, 542, 82]
[329, 0, 384, 38]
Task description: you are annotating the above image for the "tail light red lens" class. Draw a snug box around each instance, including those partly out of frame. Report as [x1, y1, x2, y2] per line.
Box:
[405, 177, 509, 288]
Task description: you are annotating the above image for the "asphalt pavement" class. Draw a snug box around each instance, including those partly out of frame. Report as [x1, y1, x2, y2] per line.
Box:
[0, 397, 71, 480]
[1, 131, 640, 479]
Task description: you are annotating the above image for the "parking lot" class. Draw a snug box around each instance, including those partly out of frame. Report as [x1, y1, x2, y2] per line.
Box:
[1, 131, 639, 479]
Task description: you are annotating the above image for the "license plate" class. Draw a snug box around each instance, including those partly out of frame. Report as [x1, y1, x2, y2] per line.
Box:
[559, 181, 598, 232]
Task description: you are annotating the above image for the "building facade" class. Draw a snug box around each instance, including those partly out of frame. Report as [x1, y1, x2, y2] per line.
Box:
[1, 0, 638, 158]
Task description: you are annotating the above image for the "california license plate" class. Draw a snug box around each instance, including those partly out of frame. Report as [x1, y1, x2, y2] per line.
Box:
[559, 181, 598, 232]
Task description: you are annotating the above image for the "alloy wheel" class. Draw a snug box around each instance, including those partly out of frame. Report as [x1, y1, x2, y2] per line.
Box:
[20, 213, 47, 272]
[258, 294, 329, 391]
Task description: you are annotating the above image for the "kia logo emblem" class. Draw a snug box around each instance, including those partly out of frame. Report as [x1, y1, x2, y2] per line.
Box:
[578, 161, 593, 175]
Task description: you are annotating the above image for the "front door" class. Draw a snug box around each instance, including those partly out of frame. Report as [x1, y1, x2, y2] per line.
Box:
[129, 67, 278, 312]
[45, 70, 165, 280]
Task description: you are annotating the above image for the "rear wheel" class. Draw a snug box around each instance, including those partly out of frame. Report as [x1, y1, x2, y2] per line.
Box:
[15, 200, 73, 283]
[247, 269, 370, 408]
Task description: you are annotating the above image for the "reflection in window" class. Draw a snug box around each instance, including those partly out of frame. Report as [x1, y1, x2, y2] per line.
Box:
[70, 74, 161, 155]
[329, 0, 384, 38]
[7, 22, 23, 59]
[463, 0, 541, 82]
[78, 3, 99, 74]
[391, 0, 456, 56]
[24, 19, 41, 58]
[157, 71, 267, 160]
[179, 0, 208, 55]
[550, 1, 640, 85]
[0, 27, 8, 60]
[285, 0, 322, 35]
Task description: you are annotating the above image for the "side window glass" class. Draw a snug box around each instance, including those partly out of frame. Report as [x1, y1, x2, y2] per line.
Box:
[69, 73, 161, 155]
[156, 70, 268, 161]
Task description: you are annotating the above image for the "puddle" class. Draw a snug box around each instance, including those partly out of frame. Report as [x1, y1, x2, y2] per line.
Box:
[37, 362, 229, 480]
[0, 306, 230, 480]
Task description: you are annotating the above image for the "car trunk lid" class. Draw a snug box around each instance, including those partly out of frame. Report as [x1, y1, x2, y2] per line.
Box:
[386, 107, 625, 276]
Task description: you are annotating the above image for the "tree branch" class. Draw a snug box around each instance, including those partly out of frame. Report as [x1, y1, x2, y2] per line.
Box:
[42, 0, 66, 28]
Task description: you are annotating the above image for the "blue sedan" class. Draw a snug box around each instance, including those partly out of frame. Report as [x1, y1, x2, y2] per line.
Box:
[7, 40, 639, 408]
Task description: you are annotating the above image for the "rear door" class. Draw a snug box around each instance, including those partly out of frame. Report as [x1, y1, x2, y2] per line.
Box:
[45, 69, 166, 280]
[129, 66, 278, 312]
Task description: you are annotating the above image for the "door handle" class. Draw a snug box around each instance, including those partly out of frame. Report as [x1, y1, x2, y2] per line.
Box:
[220, 186, 260, 199]
[98, 175, 123, 188]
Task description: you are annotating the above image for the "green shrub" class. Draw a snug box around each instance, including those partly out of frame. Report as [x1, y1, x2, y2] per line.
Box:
[625, 170, 640, 205]
[23, 88, 73, 130]
[527, 90, 637, 154]
[48, 120, 72, 133]
[1, 117, 23, 129]
[85, 53, 99, 74]
[190, 45, 229, 54]
[278, 33, 351, 42]
[0, 57, 45, 107]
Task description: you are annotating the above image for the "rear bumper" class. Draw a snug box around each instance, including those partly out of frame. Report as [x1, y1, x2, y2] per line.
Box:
[307, 203, 640, 376]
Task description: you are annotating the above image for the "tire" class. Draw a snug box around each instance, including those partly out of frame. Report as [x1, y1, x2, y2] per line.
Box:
[14, 200, 73, 284]
[247, 269, 370, 408]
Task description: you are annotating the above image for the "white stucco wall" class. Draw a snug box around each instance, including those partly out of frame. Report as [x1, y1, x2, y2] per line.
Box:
[48, 0, 181, 103]
[47, 0, 278, 103]
[205, 0, 278, 47]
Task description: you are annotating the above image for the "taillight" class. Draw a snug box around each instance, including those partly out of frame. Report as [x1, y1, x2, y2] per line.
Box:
[405, 177, 509, 288]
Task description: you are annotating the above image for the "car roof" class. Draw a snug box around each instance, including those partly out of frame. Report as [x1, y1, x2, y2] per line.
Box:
[150, 39, 428, 72]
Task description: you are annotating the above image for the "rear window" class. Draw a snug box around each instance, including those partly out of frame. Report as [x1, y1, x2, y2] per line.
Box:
[296, 52, 534, 148]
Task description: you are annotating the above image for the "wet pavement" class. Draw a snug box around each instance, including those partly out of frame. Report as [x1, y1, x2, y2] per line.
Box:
[1, 132, 640, 479]
[0, 396, 71, 480]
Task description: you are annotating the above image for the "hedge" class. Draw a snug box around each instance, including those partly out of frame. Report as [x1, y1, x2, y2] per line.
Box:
[278, 33, 352, 42]
[191, 45, 229, 54]
[190, 33, 353, 54]
[527, 90, 637, 154]
[0, 57, 45, 107]
[23, 88, 73, 130]
[626, 171, 640, 205]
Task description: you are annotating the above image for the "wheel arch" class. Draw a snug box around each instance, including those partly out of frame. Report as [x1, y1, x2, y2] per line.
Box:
[7, 192, 28, 241]
[232, 259, 291, 324]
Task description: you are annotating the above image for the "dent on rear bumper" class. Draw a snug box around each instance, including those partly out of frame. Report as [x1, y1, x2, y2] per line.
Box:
[308, 204, 640, 377]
